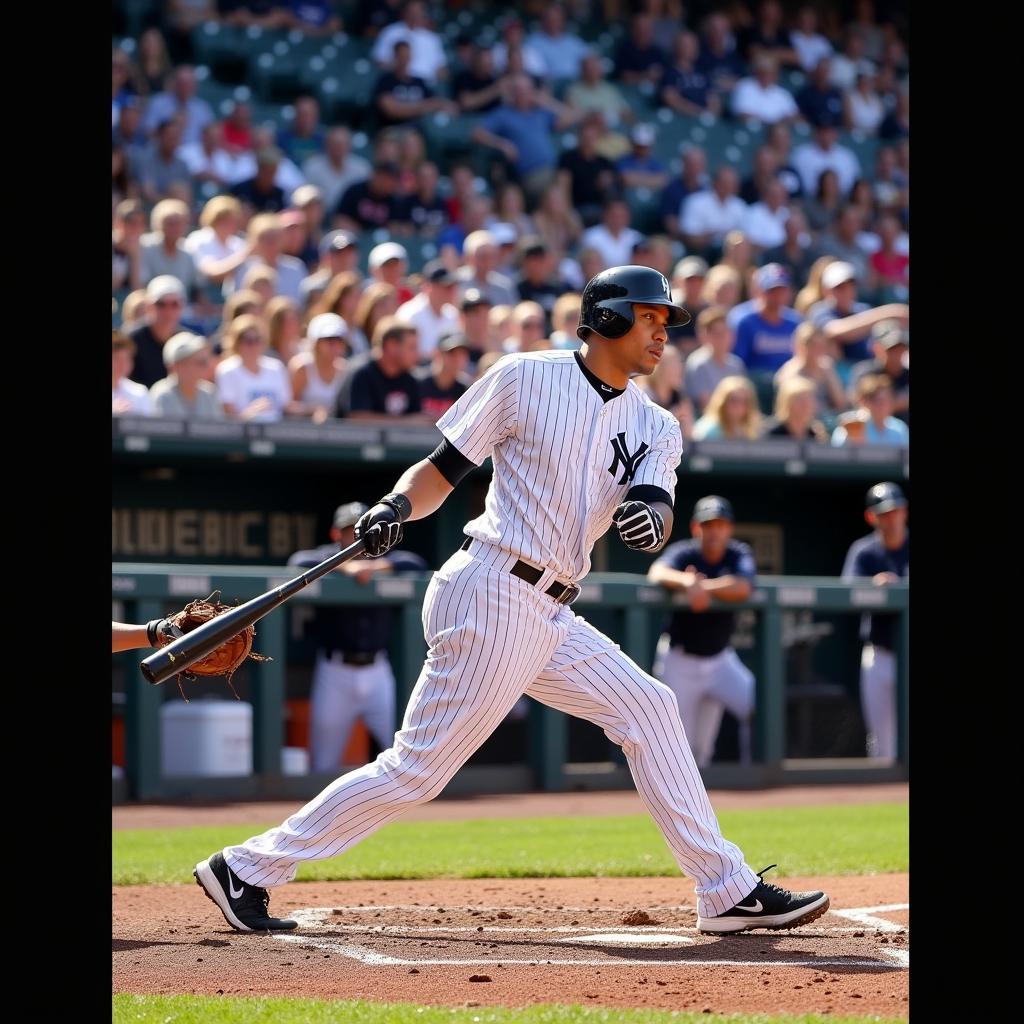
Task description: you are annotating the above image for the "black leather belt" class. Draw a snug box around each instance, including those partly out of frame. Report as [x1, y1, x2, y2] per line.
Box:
[326, 651, 378, 666]
[460, 537, 581, 605]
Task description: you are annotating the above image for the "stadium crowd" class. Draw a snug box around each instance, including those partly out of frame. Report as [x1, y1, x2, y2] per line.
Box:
[113, 0, 908, 445]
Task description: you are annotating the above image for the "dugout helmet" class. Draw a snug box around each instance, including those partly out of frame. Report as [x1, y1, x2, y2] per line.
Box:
[577, 265, 691, 341]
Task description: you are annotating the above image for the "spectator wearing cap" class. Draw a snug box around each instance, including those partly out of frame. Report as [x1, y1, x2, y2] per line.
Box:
[660, 146, 710, 240]
[613, 11, 665, 86]
[184, 196, 251, 286]
[774, 321, 849, 417]
[684, 305, 747, 412]
[371, 0, 447, 84]
[289, 312, 350, 422]
[741, 178, 791, 251]
[301, 232, 360, 307]
[142, 65, 214, 146]
[680, 167, 749, 259]
[763, 376, 828, 442]
[335, 317, 430, 421]
[407, 162, 448, 236]
[134, 117, 192, 206]
[849, 322, 909, 424]
[149, 332, 223, 419]
[128, 276, 188, 388]
[831, 374, 909, 447]
[112, 330, 154, 416]
[302, 127, 371, 219]
[792, 123, 862, 198]
[615, 124, 670, 192]
[647, 494, 758, 769]
[216, 313, 294, 422]
[453, 43, 504, 114]
[333, 162, 409, 234]
[415, 332, 474, 420]
[732, 263, 802, 373]
[566, 52, 635, 129]
[660, 31, 721, 118]
[231, 146, 288, 214]
[374, 39, 459, 131]
[454, 231, 518, 308]
[488, 222, 521, 277]
[731, 55, 799, 126]
[458, 288, 496, 362]
[369, 242, 413, 305]
[796, 58, 845, 129]
[527, 5, 591, 80]
[232, 213, 308, 303]
[668, 255, 709, 352]
[276, 95, 325, 168]
[396, 260, 461, 359]
[288, 500, 429, 773]
[139, 199, 201, 299]
[581, 199, 646, 270]
[840, 481, 909, 760]
[808, 260, 908, 367]
[556, 115, 623, 229]
[762, 207, 817, 285]
[514, 238, 570, 333]
[473, 75, 583, 207]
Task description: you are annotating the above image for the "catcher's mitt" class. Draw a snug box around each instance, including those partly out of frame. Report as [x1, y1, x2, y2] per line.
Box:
[166, 591, 271, 700]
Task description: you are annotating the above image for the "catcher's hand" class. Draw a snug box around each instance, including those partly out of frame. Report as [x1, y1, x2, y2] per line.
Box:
[166, 591, 270, 696]
[146, 617, 183, 648]
[355, 492, 410, 556]
[613, 500, 665, 552]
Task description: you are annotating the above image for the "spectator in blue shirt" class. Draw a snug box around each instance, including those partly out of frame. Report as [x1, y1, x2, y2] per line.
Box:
[276, 95, 326, 167]
[660, 31, 722, 118]
[615, 124, 669, 191]
[472, 75, 582, 206]
[732, 263, 803, 372]
[831, 375, 909, 447]
[526, 5, 591, 81]
[142, 65, 214, 147]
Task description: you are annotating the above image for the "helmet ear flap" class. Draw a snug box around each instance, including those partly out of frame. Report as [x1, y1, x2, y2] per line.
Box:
[594, 302, 633, 339]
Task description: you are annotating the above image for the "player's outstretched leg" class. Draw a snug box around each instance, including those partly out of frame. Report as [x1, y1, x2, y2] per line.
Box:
[527, 612, 829, 931]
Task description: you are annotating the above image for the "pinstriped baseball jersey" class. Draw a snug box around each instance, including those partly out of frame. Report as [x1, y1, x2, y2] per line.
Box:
[438, 350, 683, 580]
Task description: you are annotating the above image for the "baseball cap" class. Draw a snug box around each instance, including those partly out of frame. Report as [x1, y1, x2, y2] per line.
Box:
[872, 321, 910, 349]
[756, 262, 791, 291]
[693, 495, 734, 523]
[291, 184, 323, 208]
[319, 229, 357, 256]
[438, 331, 471, 353]
[460, 287, 492, 310]
[490, 222, 518, 247]
[422, 259, 457, 285]
[632, 123, 656, 147]
[674, 255, 709, 280]
[369, 241, 408, 270]
[333, 501, 370, 530]
[520, 236, 548, 260]
[146, 275, 187, 303]
[162, 331, 208, 368]
[307, 312, 348, 342]
[821, 261, 857, 290]
[865, 481, 907, 514]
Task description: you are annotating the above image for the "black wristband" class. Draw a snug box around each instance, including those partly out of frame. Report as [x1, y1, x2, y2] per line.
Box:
[379, 492, 413, 522]
[146, 619, 161, 646]
[625, 484, 674, 510]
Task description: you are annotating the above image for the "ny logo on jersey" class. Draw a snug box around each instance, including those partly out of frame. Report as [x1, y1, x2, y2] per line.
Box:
[607, 432, 650, 484]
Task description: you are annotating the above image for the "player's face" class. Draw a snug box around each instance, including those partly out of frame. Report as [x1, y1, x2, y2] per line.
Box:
[619, 304, 670, 376]
[866, 506, 907, 538]
[693, 517, 732, 553]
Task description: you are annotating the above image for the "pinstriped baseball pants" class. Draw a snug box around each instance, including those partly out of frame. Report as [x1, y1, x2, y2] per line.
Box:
[225, 543, 760, 917]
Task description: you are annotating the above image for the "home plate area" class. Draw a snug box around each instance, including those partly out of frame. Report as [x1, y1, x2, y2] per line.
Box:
[274, 899, 909, 971]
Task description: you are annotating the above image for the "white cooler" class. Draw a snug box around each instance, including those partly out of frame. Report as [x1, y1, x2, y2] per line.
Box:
[160, 699, 253, 777]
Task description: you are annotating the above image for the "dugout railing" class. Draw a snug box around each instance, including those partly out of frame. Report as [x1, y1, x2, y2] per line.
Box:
[112, 567, 908, 801]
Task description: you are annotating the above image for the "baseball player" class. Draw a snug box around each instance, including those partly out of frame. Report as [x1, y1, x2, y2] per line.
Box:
[287, 502, 428, 774]
[194, 265, 829, 935]
[648, 495, 757, 769]
[841, 481, 909, 759]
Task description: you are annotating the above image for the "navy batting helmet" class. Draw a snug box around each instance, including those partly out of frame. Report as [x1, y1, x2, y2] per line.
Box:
[577, 265, 691, 341]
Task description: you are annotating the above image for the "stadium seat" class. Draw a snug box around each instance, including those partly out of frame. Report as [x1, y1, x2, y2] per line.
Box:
[420, 113, 482, 166]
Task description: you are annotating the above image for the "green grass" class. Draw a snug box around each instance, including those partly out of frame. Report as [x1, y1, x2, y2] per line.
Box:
[113, 803, 906, 886]
[112, 994, 906, 1024]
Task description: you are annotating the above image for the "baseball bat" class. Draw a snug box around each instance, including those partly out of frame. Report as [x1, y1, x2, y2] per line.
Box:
[140, 536, 368, 686]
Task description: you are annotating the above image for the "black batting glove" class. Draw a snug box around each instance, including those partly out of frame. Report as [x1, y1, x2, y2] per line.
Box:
[146, 618, 183, 648]
[613, 500, 665, 552]
[355, 492, 412, 556]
